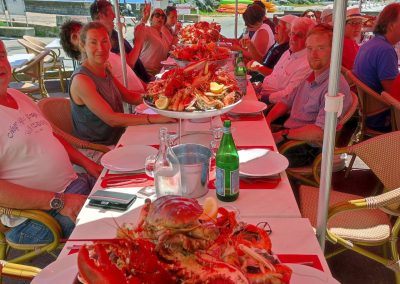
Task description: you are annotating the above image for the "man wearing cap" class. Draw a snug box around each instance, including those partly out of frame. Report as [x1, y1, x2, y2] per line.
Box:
[342, 7, 366, 70]
[321, 5, 333, 25]
[259, 17, 316, 104]
[353, 2, 400, 132]
[266, 24, 352, 167]
[247, 14, 297, 81]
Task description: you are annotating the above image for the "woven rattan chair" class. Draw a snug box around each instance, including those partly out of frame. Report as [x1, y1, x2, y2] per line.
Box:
[37, 97, 111, 153]
[279, 91, 359, 186]
[0, 260, 41, 280]
[0, 208, 62, 264]
[299, 131, 400, 282]
[382, 91, 400, 131]
[8, 49, 50, 100]
[18, 38, 66, 93]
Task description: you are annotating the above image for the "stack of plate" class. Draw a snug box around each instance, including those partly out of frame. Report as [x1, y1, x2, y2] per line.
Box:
[238, 148, 289, 178]
[100, 145, 158, 172]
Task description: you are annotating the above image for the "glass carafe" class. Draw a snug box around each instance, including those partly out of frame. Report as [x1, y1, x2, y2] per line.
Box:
[154, 127, 183, 197]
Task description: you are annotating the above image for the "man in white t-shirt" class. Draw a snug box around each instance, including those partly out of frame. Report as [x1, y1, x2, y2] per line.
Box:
[0, 40, 102, 244]
[259, 17, 316, 104]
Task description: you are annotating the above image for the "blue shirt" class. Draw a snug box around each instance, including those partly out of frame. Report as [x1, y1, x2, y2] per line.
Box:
[353, 35, 398, 94]
[282, 68, 352, 130]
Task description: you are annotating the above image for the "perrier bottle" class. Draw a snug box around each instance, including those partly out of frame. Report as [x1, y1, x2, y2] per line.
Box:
[234, 51, 247, 95]
[216, 120, 239, 202]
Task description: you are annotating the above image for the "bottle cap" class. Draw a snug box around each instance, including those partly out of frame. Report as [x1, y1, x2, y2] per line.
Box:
[223, 120, 231, 127]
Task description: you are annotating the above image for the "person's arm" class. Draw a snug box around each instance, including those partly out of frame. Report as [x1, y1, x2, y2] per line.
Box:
[277, 125, 323, 142]
[268, 65, 311, 104]
[247, 60, 273, 76]
[53, 133, 102, 178]
[112, 75, 144, 105]
[266, 101, 289, 125]
[382, 79, 395, 93]
[126, 24, 146, 68]
[246, 29, 270, 62]
[70, 74, 175, 127]
[0, 180, 86, 222]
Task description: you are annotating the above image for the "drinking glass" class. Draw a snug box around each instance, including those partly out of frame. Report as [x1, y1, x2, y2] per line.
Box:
[209, 126, 223, 158]
[143, 154, 157, 196]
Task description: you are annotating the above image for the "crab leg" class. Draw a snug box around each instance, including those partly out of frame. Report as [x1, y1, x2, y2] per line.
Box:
[238, 244, 276, 272]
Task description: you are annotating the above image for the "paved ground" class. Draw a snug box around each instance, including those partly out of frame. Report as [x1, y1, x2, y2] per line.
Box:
[1, 10, 397, 284]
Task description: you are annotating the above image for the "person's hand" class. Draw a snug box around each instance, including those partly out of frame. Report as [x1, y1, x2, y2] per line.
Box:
[60, 194, 87, 223]
[247, 60, 262, 71]
[230, 43, 244, 52]
[141, 2, 151, 23]
[152, 115, 177, 124]
[84, 161, 103, 178]
[239, 38, 251, 50]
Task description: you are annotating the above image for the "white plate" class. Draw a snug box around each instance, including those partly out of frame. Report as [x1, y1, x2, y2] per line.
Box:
[135, 103, 157, 115]
[144, 98, 242, 120]
[238, 148, 289, 177]
[32, 254, 77, 284]
[286, 264, 340, 284]
[101, 145, 158, 172]
[230, 100, 267, 115]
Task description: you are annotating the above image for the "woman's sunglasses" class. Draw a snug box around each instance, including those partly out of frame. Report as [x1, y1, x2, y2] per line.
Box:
[153, 12, 166, 19]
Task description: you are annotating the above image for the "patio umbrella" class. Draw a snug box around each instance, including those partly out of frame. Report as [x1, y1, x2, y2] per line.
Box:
[315, 0, 348, 251]
[112, 0, 128, 88]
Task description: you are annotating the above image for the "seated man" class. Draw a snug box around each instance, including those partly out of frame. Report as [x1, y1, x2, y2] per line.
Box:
[247, 14, 297, 82]
[259, 17, 316, 104]
[266, 24, 352, 167]
[353, 3, 400, 132]
[0, 40, 102, 244]
[60, 20, 146, 93]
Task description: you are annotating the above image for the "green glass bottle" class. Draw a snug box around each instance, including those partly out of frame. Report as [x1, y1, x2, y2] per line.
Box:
[216, 120, 239, 202]
[234, 51, 247, 95]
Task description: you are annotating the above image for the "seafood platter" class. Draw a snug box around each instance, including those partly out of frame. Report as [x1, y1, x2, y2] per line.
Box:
[77, 196, 292, 283]
[144, 60, 243, 120]
[171, 42, 230, 68]
[178, 21, 221, 44]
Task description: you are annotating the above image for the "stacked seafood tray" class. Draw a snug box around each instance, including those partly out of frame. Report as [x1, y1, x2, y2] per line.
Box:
[77, 196, 293, 283]
[145, 21, 245, 117]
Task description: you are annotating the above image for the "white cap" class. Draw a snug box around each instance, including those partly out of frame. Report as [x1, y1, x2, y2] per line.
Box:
[279, 14, 298, 25]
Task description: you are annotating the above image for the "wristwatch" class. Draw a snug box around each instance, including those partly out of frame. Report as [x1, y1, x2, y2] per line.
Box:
[281, 129, 290, 140]
[50, 193, 65, 211]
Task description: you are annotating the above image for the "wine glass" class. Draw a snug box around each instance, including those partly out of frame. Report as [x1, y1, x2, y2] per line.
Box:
[209, 126, 223, 158]
[142, 154, 157, 196]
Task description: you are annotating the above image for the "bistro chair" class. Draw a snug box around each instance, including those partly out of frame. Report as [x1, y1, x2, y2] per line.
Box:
[0, 260, 41, 280]
[18, 38, 66, 93]
[279, 91, 359, 187]
[343, 71, 391, 178]
[299, 131, 400, 282]
[0, 207, 62, 264]
[37, 97, 111, 154]
[382, 91, 400, 131]
[8, 49, 50, 100]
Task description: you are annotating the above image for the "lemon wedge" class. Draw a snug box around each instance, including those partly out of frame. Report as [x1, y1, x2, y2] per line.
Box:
[199, 197, 218, 221]
[155, 96, 169, 110]
[210, 82, 224, 94]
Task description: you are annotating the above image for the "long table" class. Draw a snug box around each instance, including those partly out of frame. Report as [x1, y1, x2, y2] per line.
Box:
[50, 84, 333, 281]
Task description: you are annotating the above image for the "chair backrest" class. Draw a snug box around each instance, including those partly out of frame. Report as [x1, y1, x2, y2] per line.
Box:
[13, 49, 50, 80]
[338, 91, 358, 128]
[23, 35, 47, 49]
[340, 66, 354, 88]
[17, 38, 43, 55]
[382, 91, 400, 131]
[347, 71, 390, 116]
[348, 131, 400, 190]
[37, 97, 74, 135]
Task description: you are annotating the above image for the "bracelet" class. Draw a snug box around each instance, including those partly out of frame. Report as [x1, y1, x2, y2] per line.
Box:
[146, 114, 152, 124]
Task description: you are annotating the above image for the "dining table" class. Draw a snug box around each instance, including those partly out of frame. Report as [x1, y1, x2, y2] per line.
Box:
[33, 79, 337, 283]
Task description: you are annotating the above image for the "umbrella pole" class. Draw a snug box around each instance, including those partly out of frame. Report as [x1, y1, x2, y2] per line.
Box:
[112, 0, 130, 113]
[316, 0, 347, 251]
[235, 0, 238, 39]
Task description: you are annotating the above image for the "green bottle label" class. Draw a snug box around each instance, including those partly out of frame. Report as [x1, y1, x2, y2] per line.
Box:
[216, 167, 239, 196]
